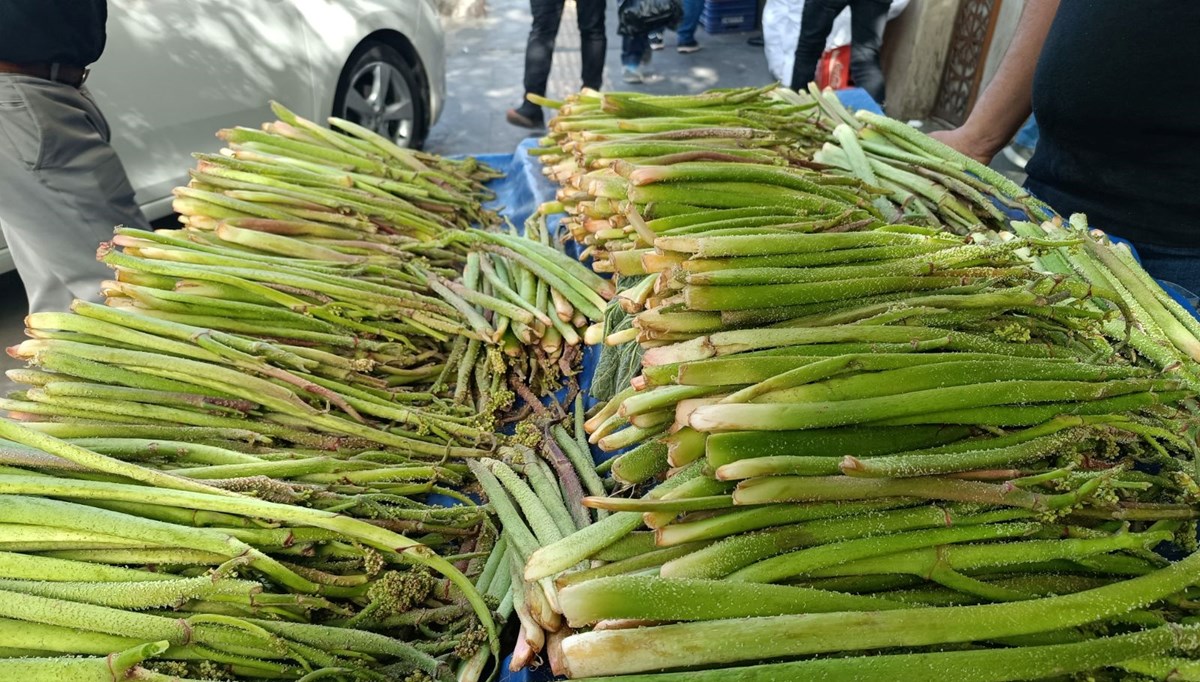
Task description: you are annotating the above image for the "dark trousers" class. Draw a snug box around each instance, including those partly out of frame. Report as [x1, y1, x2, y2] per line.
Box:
[524, 0, 607, 98]
[1126, 242, 1200, 303]
[622, 32, 650, 67]
[790, 0, 889, 104]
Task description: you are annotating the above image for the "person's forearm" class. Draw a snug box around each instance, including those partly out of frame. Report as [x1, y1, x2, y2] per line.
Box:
[959, 0, 1060, 155]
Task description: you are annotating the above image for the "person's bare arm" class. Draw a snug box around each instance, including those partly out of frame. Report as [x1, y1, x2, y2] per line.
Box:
[930, 0, 1060, 163]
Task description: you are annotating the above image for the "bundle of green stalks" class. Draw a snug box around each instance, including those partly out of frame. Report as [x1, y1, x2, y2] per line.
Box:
[0, 417, 501, 681]
[5, 103, 610, 454]
[184, 101, 605, 405]
[7, 295, 504, 456]
[441, 213, 613, 403]
[458, 394, 605, 677]
[529, 86, 900, 277]
[801, 84, 1050, 234]
[191, 102, 501, 233]
[514, 87, 1200, 681]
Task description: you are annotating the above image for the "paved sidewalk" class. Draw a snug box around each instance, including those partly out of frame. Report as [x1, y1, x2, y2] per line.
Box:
[426, 0, 771, 156]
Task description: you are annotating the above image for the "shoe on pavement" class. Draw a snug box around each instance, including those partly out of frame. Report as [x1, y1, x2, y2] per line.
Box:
[622, 65, 644, 84]
[747, 34, 764, 47]
[1001, 142, 1034, 169]
[505, 106, 544, 130]
[649, 33, 665, 50]
[677, 41, 701, 53]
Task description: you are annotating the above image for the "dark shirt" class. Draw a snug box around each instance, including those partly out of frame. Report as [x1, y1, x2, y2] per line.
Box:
[1025, 0, 1200, 248]
[0, 1, 107, 66]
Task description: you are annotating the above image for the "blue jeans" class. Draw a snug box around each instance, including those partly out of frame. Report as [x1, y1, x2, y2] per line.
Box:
[650, 0, 702, 45]
[622, 32, 650, 67]
[678, 0, 702, 43]
[1014, 115, 1039, 149]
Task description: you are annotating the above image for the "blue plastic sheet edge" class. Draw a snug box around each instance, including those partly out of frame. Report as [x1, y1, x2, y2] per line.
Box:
[465, 87, 1196, 681]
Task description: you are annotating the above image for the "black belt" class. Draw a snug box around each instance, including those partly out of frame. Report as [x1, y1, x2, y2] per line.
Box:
[0, 61, 88, 88]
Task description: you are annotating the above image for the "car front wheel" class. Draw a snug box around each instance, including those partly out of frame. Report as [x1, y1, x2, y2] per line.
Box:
[334, 42, 427, 149]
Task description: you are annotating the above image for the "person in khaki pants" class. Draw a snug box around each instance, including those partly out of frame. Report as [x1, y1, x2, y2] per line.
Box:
[0, 1, 149, 314]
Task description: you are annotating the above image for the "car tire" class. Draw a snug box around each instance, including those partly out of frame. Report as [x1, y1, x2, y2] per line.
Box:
[333, 42, 428, 150]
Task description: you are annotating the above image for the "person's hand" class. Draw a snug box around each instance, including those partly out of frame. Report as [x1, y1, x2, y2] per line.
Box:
[929, 127, 1001, 165]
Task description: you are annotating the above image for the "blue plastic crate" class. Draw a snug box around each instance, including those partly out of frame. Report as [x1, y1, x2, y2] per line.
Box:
[702, 0, 757, 9]
[701, 0, 757, 32]
[700, 10, 755, 32]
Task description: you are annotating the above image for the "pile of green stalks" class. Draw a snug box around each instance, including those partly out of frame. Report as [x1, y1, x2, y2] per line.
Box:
[0, 104, 613, 680]
[0, 417, 499, 681]
[5, 103, 609, 452]
[513, 87, 1200, 681]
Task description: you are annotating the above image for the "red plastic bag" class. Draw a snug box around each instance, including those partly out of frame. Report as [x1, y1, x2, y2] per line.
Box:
[815, 45, 851, 90]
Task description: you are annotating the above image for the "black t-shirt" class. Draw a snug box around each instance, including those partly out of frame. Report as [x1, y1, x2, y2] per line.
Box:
[0, 1, 107, 66]
[1025, 0, 1200, 248]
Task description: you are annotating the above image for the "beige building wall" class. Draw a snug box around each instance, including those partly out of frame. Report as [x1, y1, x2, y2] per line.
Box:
[883, 0, 1026, 121]
[881, 0, 962, 120]
[980, 0, 1024, 89]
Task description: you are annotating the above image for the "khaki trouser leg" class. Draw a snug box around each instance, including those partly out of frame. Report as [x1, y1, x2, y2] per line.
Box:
[0, 74, 149, 314]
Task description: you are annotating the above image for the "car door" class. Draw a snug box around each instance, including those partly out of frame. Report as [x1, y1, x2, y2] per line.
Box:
[88, 0, 318, 219]
[0, 232, 12, 276]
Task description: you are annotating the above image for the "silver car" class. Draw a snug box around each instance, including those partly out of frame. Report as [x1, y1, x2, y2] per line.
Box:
[0, 0, 446, 274]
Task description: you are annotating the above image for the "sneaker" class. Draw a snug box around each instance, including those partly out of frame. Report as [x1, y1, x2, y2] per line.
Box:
[649, 33, 665, 50]
[622, 65, 644, 83]
[677, 41, 701, 53]
[505, 105, 544, 130]
[1001, 142, 1034, 169]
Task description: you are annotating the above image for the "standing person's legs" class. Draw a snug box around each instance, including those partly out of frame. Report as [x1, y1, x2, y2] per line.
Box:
[748, 0, 767, 46]
[677, 0, 704, 49]
[575, 0, 607, 90]
[622, 32, 651, 66]
[790, 0, 850, 90]
[847, 0, 890, 104]
[621, 32, 651, 82]
[509, 0, 565, 126]
[0, 76, 149, 314]
[523, 0, 567, 99]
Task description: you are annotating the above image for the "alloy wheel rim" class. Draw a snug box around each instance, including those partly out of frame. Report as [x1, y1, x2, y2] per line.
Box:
[341, 59, 415, 147]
